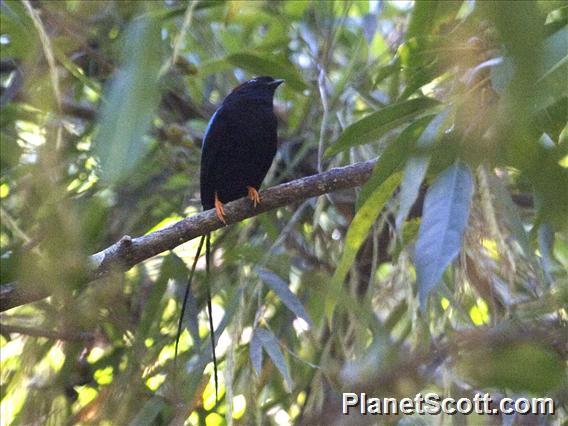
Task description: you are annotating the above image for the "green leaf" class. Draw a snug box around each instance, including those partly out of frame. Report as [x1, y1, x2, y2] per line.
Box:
[256, 268, 313, 327]
[128, 396, 166, 426]
[538, 224, 556, 282]
[171, 253, 202, 346]
[359, 115, 434, 206]
[536, 26, 568, 111]
[253, 328, 293, 391]
[93, 16, 162, 184]
[249, 329, 263, 376]
[396, 110, 450, 229]
[487, 172, 531, 256]
[405, 1, 463, 70]
[182, 279, 202, 348]
[373, 58, 400, 87]
[181, 288, 242, 400]
[398, 62, 438, 100]
[0, 130, 23, 171]
[325, 97, 440, 158]
[0, 1, 34, 60]
[539, 26, 568, 83]
[52, 47, 102, 97]
[481, 1, 543, 90]
[414, 161, 474, 307]
[226, 53, 308, 91]
[135, 255, 171, 340]
[326, 172, 401, 321]
[492, 27, 568, 109]
[407, 1, 442, 42]
[460, 342, 564, 394]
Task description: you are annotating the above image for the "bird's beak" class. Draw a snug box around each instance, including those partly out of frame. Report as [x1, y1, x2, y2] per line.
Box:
[271, 79, 285, 87]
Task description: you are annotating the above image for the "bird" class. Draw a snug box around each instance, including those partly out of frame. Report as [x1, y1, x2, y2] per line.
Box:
[174, 76, 283, 401]
[200, 76, 284, 223]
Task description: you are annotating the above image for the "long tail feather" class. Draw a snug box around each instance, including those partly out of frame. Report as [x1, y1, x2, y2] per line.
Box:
[174, 235, 205, 373]
[205, 232, 219, 401]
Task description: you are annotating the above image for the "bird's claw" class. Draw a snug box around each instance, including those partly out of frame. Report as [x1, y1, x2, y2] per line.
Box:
[214, 192, 227, 225]
[247, 186, 261, 208]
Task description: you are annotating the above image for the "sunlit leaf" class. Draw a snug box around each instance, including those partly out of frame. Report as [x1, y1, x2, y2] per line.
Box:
[325, 97, 440, 158]
[135, 256, 174, 340]
[414, 161, 474, 307]
[327, 173, 401, 320]
[181, 289, 242, 401]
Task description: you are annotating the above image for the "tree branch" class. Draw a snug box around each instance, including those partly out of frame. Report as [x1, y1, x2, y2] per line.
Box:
[0, 159, 376, 312]
[1, 323, 95, 342]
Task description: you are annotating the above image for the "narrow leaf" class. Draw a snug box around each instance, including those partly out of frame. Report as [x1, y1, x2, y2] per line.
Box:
[227, 53, 308, 91]
[94, 17, 162, 184]
[327, 173, 401, 320]
[487, 172, 531, 256]
[170, 253, 201, 346]
[136, 254, 173, 339]
[540, 27, 568, 83]
[460, 342, 563, 394]
[128, 397, 165, 426]
[359, 115, 435, 206]
[538, 224, 555, 283]
[414, 161, 474, 307]
[395, 110, 450, 229]
[249, 329, 263, 376]
[362, 13, 378, 44]
[255, 328, 294, 391]
[325, 97, 439, 158]
[183, 281, 202, 347]
[182, 289, 242, 400]
[406, 1, 441, 42]
[256, 268, 313, 327]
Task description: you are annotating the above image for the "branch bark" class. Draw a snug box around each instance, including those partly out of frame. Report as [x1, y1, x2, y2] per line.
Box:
[0, 159, 376, 312]
[0, 323, 95, 342]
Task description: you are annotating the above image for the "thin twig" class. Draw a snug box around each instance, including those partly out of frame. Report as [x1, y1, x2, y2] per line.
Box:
[22, 1, 62, 112]
[317, 66, 330, 174]
[159, 0, 199, 77]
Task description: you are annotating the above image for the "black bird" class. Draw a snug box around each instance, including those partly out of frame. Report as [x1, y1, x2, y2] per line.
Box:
[201, 76, 284, 222]
[175, 76, 283, 399]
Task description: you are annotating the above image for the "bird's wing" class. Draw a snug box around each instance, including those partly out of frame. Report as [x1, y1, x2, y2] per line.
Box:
[200, 107, 227, 203]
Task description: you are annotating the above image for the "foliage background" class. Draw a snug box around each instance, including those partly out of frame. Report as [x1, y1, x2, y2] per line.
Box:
[1, 0, 566, 425]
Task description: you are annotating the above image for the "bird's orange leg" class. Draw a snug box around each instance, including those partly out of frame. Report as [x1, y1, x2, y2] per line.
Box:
[247, 186, 261, 208]
[214, 192, 227, 225]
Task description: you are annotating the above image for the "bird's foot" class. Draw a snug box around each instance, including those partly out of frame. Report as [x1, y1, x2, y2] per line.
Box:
[214, 192, 227, 225]
[247, 186, 261, 208]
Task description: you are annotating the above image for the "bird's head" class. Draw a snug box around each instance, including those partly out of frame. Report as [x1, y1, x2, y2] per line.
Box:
[227, 76, 284, 103]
